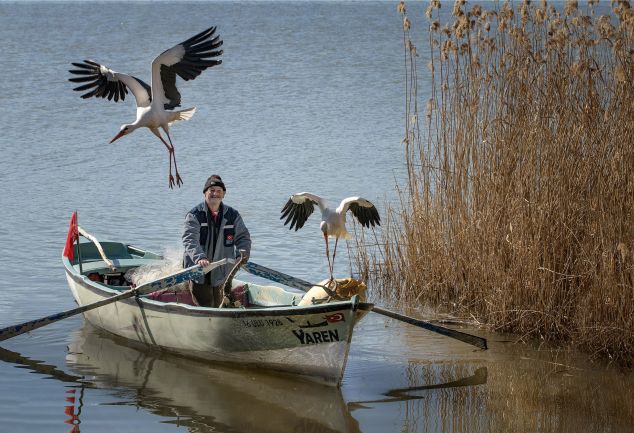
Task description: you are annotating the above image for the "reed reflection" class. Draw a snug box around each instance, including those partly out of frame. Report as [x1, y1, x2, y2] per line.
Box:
[350, 349, 633, 433]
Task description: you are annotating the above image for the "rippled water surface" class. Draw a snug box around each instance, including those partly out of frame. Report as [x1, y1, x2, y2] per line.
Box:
[0, 2, 632, 432]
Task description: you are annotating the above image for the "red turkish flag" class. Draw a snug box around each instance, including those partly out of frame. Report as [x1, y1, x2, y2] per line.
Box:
[63, 211, 78, 261]
[325, 313, 345, 323]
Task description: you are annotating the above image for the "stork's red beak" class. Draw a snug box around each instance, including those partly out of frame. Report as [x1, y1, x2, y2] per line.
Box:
[110, 130, 126, 143]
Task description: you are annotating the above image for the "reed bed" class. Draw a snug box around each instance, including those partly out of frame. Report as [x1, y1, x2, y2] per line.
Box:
[356, 1, 634, 364]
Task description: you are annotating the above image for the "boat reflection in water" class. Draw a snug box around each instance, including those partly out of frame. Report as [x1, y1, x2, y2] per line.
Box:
[65, 323, 362, 433]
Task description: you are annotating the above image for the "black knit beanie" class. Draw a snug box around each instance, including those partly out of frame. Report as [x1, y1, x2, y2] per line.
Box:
[203, 175, 226, 193]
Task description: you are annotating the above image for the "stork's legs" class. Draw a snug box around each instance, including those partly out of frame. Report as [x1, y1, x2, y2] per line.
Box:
[164, 130, 183, 188]
[323, 234, 341, 282]
[332, 237, 339, 277]
[152, 129, 183, 189]
[324, 233, 334, 281]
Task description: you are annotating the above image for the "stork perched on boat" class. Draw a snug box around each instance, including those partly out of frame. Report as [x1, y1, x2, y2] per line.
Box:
[68, 26, 223, 188]
[281, 193, 381, 280]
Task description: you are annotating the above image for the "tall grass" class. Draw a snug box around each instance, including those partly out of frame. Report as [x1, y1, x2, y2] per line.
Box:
[357, 0, 634, 364]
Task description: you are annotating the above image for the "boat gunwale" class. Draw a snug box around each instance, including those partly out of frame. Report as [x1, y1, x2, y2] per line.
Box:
[63, 257, 361, 318]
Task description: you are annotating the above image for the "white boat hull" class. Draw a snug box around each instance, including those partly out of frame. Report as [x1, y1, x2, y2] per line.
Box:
[64, 268, 365, 386]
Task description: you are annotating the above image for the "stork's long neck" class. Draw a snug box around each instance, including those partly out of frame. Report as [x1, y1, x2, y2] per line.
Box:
[320, 221, 328, 237]
[127, 122, 141, 131]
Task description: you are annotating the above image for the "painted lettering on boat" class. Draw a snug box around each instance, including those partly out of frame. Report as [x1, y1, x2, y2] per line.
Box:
[242, 318, 283, 328]
[292, 329, 340, 345]
[285, 317, 328, 328]
[298, 320, 328, 329]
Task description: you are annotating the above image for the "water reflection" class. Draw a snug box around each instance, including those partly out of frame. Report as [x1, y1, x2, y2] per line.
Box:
[0, 326, 491, 433]
[0, 345, 87, 432]
[0, 345, 81, 384]
[65, 324, 361, 433]
[350, 367, 487, 406]
[63, 387, 83, 433]
[2, 322, 632, 433]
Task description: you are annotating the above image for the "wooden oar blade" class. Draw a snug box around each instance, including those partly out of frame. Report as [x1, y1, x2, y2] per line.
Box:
[363, 304, 488, 350]
[0, 289, 133, 342]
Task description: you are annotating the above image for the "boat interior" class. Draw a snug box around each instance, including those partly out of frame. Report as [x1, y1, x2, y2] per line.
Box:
[69, 239, 164, 286]
[67, 238, 310, 308]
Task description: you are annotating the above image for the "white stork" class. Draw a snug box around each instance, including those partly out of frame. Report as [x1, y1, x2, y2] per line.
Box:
[281, 193, 381, 280]
[68, 26, 223, 188]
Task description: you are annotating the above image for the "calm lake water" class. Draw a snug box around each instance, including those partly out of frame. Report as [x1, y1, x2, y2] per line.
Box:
[0, 1, 632, 432]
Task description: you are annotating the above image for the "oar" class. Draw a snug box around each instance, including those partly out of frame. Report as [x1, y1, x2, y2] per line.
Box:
[242, 261, 488, 350]
[0, 259, 230, 342]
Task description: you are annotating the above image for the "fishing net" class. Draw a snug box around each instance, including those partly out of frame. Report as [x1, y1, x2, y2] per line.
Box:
[298, 278, 367, 306]
[124, 247, 189, 292]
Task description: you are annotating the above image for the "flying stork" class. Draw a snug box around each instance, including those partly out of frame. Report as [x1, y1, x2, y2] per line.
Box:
[68, 26, 223, 188]
[281, 193, 381, 280]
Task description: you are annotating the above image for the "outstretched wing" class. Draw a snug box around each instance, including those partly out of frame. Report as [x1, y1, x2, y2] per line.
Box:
[280, 192, 325, 231]
[338, 197, 381, 228]
[151, 26, 223, 110]
[69, 60, 152, 107]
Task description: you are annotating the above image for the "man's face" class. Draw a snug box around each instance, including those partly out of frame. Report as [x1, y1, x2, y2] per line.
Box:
[205, 186, 225, 209]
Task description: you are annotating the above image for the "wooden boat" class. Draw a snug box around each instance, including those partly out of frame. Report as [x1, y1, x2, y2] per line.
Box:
[63, 236, 370, 386]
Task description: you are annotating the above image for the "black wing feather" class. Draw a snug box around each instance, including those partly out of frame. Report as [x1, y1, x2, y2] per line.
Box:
[72, 81, 99, 92]
[68, 69, 95, 76]
[69, 75, 99, 83]
[181, 26, 216, 46]
[68, 60, 150, 103]
[70, 61, 96, 70]
[280, 197, 316, 231]
[349, 202, 381, 228]
[160, 26, 223, 110]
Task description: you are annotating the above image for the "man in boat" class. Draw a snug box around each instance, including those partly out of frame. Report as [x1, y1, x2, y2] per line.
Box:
[183, 174, 251, 307]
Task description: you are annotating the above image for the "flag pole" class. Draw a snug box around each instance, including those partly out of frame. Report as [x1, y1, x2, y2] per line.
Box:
[75, 211, 82, 274]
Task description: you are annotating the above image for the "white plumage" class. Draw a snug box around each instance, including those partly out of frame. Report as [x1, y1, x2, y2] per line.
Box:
[69, 26, 223, 188]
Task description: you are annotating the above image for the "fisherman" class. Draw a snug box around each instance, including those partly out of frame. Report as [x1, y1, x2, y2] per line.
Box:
[183, 175, 251, 307]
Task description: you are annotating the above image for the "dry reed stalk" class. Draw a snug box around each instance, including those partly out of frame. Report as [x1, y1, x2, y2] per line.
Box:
[354, 0, 634, 364]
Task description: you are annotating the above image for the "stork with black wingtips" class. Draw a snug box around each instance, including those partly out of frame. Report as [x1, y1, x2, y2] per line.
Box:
[69, 26, 223, 188]
[281, 193, 381, 280]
